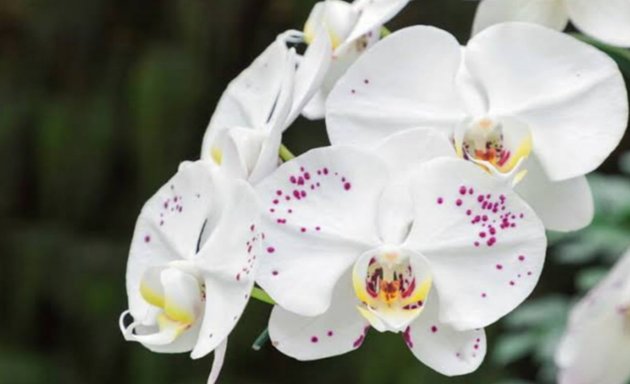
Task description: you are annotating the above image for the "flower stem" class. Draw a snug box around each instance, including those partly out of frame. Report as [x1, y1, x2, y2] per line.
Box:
[251, 286, 275, 305]
[279, 144, 296, 162]
[380, 26, 391, 38]
[252, 328, 270, 351]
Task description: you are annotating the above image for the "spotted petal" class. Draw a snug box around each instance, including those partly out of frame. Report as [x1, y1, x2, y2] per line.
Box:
[406, 291, 487, 376]
[191, 173, 261, 359]
[256, 147, 389, 316]
[339, 0, 411, 52]
[404, 158, 546, 330]
[200, 39, 289, 161]
[268, 275, 370, 360]
[126, 160, 218, 325]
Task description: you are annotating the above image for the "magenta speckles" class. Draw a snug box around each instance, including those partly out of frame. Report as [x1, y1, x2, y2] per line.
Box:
[310, 336, 318, 343]
[403, 327, 414, 348]
[237, 231, 259, 282]
[518, 255, 525, 261]
[157, 189, 187, 227]
[438, 184, 526, 248]
[144, 235, 151, 243]
[266, 246, 275, 254]
[327, 330, 334, 337]
[266, 164, 353, 229]
[496, 264, 503, 270]
[430, 325, 438, 333]
[271, 270, 278, 276]
[353, 326, 370, 348]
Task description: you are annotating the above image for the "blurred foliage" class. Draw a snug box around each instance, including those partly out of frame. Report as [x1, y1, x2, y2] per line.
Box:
[0, 0, 629, 383]
[494, 156, 630, 384]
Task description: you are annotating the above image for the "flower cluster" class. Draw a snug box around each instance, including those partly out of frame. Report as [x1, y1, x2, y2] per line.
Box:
[118, 1, 630, 383]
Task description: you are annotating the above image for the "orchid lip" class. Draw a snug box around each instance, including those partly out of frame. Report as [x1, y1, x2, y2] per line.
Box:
[352, 245, 432, 332]
[123, 263, 206, 346]
[454, 117, 533, 186]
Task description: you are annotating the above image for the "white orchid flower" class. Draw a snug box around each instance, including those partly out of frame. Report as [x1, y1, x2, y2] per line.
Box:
[326, 23, 628, 231]
[556, 249, 630, 384]
[255, 136, 546, 376]
[200, 29, 332, 184]
[472, 0, 630, 48]
[119, 160, 260, 383]
[300, 0, 411, 119]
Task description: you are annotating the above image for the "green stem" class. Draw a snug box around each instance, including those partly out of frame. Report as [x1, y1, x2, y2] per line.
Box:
[252, 328, 270, 351]
[279, 144, 296, 162]
[251, 286, 276, 305]
[380, 26, 391, 38]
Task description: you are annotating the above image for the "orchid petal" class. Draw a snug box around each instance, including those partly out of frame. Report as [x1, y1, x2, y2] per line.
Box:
[304, 1, 358, 49]
[161, 267, 203, 325]
[471, 0, 569, 36]
[405, 158, 546, 330]
[463, 22, 628, 181]
[372, 128, 456, 244]
[201, 39, 288, 161]
[339, 0, 411, 52]
[289, 27, 333, 123]
[126, 160, 217, 323]
[374, 127, 456, 176]
[302, 89, 327, 120]
[567, 0, 630, 48]
[406, 292, 487, 376]
[207, 339, 228, 384]
[256, 147, 389, 316]
[326, 26, 465, 147]
[268, 276, 370, 360]
[515, 156, 593, 232]
[191, 175, 260, 359]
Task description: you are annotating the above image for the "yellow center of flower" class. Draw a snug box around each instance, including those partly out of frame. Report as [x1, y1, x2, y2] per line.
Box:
[352, 248, 432, 332]
[139, 266, 204, 338]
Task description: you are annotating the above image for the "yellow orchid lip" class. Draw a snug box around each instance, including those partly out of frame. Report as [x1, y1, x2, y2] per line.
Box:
[352, 247, 432, 331]
[211, 146, 223, 165]
[304, 21, 343, 50]
[138, 265, 204, 337]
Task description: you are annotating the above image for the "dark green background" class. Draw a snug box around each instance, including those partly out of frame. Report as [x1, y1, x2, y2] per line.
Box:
[1, 0, 629, 383]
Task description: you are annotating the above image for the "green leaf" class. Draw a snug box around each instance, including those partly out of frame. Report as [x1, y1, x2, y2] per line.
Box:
[493, 333, 538, 365]
[576, 267, 607, 292]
